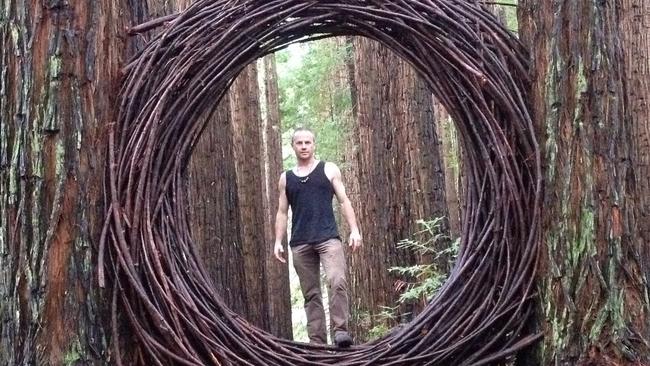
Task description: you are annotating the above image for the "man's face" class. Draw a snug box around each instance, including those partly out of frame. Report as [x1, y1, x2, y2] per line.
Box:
[292, 131, 315, 160]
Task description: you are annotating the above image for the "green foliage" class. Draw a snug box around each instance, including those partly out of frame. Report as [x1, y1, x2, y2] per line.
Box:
[354, 218, 459, 341]
[275, 39, 352, 169]
[364, 307, 398, 340]
[389, 218, 459, 304]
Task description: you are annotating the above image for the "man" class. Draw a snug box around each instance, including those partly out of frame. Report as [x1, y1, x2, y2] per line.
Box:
[273, 127, 362, 348]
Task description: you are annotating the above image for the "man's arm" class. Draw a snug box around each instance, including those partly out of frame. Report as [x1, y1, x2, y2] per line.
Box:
[327, 163, 362, 251]
[273, 172, 289, 263]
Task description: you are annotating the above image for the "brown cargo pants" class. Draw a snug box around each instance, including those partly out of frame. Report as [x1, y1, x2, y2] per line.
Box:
[291, 238, 349, 344]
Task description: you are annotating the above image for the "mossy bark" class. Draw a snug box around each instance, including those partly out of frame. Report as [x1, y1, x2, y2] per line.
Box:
[518, 1, 650, 364]
[0, 0, 133, 363]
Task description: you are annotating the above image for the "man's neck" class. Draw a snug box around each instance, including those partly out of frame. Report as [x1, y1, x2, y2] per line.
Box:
[296, 158, 316, 168]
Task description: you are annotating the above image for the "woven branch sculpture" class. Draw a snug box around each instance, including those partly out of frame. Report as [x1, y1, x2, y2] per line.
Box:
[101, 0, 543, 364]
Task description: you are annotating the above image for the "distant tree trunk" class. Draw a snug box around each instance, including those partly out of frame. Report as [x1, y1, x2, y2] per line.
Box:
[229, 63, 271, 331]
[0, 2, 132, 363]
[260, 54, 293, 339]
[347, 37, 450, 341]
[321, 37, 357, 233]
[519, 1, 650, 364]
[340, 36, 362, 232]
[343, 37, 363, 240]
[189, 63, 277, 332]
[621, 0, 650, 278]
[188, 102, 251, 313]
[433, 106, 462, 239]
[323, 37, 361, 340]
[190, 64, 275, 332]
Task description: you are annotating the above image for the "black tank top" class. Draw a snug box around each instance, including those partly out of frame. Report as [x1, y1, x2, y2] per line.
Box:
[286, 161, 339, 246]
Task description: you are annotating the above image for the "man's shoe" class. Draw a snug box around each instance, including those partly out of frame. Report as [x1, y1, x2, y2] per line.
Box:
[334, 331, 353, 348]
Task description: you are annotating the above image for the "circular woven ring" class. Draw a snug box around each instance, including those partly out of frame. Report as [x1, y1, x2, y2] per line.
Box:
[103, 1, 543, 364]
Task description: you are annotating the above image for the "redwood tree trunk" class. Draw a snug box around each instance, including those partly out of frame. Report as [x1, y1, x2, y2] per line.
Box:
[228, 63, 271, 331]
[261, 54, 293, 339]
[188, 64, 273, 331]
[0, 1, 131, 363]
[519, 1, 650, 364]
[347, 37, 450, 341]
[621, 0, 650, 284]
[188, 101, 251, 314]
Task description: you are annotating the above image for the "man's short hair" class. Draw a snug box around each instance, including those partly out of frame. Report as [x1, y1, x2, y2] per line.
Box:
[292, 127, 316, 144]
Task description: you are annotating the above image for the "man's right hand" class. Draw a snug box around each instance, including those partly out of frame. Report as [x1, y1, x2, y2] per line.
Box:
[273, 242, 286, 263]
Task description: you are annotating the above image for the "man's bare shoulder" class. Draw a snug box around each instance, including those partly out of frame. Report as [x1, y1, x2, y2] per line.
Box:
[324, 161, 341, 170]
[324, 162, 341, 179]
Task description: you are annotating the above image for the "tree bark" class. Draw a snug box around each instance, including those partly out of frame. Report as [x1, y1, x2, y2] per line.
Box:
[347, 37, 450, 341]
[228, 63, 271, 331]
[188, 101, 251, 315]
[260, 54, 293, 339]
[189, 65, 272, 331]
[519, 1, 650, 363]
[0, 1, 133, 363]
[621, 0, 650, 287]
[433, 106, 462, 239]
